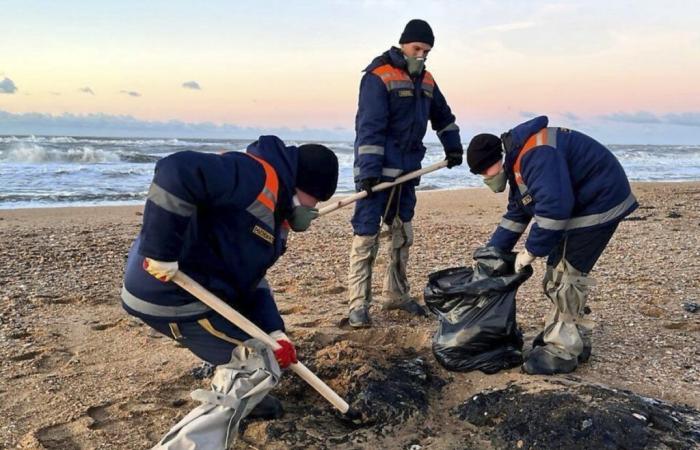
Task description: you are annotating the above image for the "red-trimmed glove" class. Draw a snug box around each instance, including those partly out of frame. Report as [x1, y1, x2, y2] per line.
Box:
[270, 330, 297, 369]
[142, 258, 179, 282]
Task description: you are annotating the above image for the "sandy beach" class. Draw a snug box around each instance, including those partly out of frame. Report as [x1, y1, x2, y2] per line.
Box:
[1, 182, 699, 449]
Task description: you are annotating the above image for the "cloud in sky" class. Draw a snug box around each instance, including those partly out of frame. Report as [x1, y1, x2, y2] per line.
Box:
[600, 111, 700, 128]
[120, 90, 142, 97]
[663, 112, 700, 128]
[182, 81, 201, 90]
[519, 111, 538, 119]
[0, 108, 698, 144]
[79, 87, 95, 95]
[561, 112, 580, 121]
[0, 77, 18, 94]
[601, 111, 662, 124]
[0, 109, 353, 141]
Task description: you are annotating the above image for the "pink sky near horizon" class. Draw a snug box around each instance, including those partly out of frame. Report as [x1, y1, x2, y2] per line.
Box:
[1, 0, 698, 139]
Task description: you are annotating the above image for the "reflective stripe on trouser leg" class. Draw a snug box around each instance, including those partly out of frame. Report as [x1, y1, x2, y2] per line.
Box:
[348, 233, 380, 311]
[542, 258, 596, 360]
[381, 218, 413, 309]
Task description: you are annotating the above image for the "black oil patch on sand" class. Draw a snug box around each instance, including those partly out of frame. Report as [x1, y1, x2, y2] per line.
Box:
[455, 379, 700, 450]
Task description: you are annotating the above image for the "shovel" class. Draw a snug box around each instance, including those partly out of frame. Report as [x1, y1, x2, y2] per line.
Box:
[318, 159, 448, 216]
[171, 271, 351, 414]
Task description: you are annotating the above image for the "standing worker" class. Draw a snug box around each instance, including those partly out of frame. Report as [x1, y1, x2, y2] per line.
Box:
[348, 19, 464, 328]
[121, 135, 338, 418]
[466, 115, 638, 374]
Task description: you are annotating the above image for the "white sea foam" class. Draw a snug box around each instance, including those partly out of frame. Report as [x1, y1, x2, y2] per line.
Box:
[1, 136, 699, 208]
[0, 143, 121, 163]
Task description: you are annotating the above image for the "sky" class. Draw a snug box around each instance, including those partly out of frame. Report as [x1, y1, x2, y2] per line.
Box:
[0, 0, 699, 143]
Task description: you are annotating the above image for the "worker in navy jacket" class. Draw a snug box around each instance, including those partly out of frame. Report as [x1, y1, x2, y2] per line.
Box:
[466, 115, 637, 375]
[347, 19, 463, 328]
[122, 135, 338, 417]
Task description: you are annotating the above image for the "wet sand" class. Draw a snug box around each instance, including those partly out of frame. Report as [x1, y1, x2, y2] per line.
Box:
[1, 182, 699, 449]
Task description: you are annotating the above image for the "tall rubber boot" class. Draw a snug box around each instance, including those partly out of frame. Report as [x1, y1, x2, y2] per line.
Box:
[381, 219, 424, 316]
[347, 233, 379, 328]
[523, 258, 595, 375]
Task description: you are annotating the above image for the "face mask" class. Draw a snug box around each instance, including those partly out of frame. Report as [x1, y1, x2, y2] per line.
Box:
[483, 169, 507, 193]
[404, 56, 425, 77]
[288, 195, 319, 232]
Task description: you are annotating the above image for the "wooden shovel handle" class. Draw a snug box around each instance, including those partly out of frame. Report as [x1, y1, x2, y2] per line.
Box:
[318, 159, 448, 216]
[171, 271, 350, 413]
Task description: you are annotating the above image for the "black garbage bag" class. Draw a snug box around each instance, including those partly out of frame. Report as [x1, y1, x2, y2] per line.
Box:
[424, 247, 533, 374]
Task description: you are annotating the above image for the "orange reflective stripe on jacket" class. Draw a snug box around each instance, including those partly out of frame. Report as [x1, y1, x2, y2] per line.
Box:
[245, 154, 279, 230]
[371, 64, 413, 91]
[246, 154, 279, 211]
[514, 128, 558, 186]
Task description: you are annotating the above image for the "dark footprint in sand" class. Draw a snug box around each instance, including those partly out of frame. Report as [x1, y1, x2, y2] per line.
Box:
[279, 305, 304, 315]
[90, 320, 122, 331]
[10, 350, 42, 362]
[295, 319, 322, 328]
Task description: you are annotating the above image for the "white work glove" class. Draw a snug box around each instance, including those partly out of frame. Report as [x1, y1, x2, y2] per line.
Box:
[142, 257, 179, 282]
[514, 249, 536, 273]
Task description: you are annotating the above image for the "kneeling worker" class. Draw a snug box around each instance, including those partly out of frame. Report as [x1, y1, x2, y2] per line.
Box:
[121, 136, 338, 417]
[466, 115, 637, 375]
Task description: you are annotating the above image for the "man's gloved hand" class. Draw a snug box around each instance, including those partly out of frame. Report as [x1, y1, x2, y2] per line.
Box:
[359, 177, 381, 198]
[445, 150, 463, 168]
[514, 249, 536, 273]
[270, 330, 297, 369]
[142, 258, 179, 282]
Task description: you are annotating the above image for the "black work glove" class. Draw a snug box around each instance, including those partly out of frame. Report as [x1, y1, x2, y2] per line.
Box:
[445, 150, 463, 168]
[359, 177, 381, 198]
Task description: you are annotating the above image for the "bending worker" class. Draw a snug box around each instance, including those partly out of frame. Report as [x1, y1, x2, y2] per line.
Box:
[121, 136, 338, 417]
[466, 115, 638, 375]
[348, 19, 463, 328]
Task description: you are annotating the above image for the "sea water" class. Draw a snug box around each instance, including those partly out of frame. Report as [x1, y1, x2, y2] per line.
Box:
[1, 135, 699, 209]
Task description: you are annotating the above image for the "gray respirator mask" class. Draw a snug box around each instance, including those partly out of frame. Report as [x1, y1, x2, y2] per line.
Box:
[404, 56, 425, 77]
[288, 195, 319, 232]
[483, 169, 507, 193]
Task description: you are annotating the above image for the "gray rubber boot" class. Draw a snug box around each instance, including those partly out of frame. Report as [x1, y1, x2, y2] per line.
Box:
[523, 259, 595, 375]
[348, 305, 371, 328]
[347, 233, 379, 325]
[381, 219, 417, 312]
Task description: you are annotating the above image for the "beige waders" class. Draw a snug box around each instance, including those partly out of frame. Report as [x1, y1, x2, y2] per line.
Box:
[524, 257, 595, 374]
[381, 217, 414, 309]
[348, 185, 414, 314]
[348, 233, 380, 312]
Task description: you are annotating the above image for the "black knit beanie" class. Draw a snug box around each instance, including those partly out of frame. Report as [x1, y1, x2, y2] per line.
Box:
[296, 144, 339, 201]
[399, 19, 434, 46]
[466, 134, 503, 174]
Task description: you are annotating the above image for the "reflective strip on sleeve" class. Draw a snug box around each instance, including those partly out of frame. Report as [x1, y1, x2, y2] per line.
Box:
[534, 215, 569, 231]
[566, 193, 637, 230]
[382, 167, 403, 178]
[147, 182, 196, 217]
[358, 145, 385, 156]
[353, 166, 402, 178]
[437, 122, 459, 137]
[121, 285, 211, 317]
[499, 218, 528, 233]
